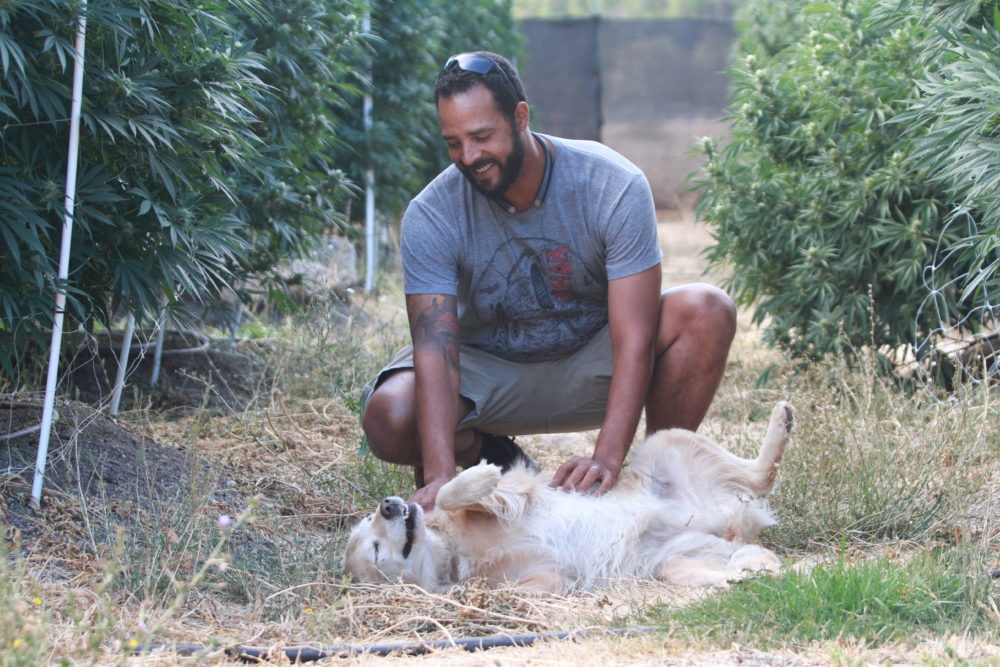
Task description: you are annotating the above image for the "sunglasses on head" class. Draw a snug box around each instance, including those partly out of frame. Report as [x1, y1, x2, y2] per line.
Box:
[442, 52, 517, 97]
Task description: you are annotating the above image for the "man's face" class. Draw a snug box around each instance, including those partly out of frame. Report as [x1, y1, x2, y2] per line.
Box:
[438, 83, 525, 198]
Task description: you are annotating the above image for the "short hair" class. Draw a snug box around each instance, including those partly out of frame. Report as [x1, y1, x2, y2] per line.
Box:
[434, 51, 526, 125]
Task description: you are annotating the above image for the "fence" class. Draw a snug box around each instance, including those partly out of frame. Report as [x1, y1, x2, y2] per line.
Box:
[519, 17, 735, 209]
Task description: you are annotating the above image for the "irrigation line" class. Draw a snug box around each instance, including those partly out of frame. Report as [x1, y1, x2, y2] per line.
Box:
[0, 423, 43, 442]
[134, 626, 660, 662]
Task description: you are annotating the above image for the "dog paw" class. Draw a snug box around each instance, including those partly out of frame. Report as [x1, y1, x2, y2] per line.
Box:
[774, 401, 794, 435]
[729, 544, 781, 577]
[437, 463, 502, 510]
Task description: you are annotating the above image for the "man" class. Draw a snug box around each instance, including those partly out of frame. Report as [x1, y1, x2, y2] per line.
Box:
[362, 51, 736, 510]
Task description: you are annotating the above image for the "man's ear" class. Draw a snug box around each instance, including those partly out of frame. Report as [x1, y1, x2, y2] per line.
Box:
[514, 100, 530, 131]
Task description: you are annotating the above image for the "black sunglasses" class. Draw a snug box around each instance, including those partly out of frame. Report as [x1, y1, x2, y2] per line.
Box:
[441, 52, 518, 97]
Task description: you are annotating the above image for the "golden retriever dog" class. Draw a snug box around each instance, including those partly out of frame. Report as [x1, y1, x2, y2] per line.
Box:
[345, 402, 793, 593]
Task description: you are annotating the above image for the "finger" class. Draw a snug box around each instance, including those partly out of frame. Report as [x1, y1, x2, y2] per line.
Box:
[558, 462, 585, 491]
[408, 486, 437, 511]
[550, 457, 584, 488]
[594, 469, 617, 495]
[561, 461, 598, 492]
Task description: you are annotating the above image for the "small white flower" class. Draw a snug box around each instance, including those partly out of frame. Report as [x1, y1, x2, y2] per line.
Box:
[218, 514, 233, 528]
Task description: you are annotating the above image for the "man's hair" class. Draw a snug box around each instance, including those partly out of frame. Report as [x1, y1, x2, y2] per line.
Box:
[434, 51, 526, 126]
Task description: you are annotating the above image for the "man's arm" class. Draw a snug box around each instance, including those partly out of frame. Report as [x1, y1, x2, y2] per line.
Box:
[551, 263, 662, 493]
[406, 293, 462, 509]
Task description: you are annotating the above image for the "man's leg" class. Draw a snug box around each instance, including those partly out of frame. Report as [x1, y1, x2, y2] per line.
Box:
[361, 369, 481, 472]
[646, 283, 737, 433]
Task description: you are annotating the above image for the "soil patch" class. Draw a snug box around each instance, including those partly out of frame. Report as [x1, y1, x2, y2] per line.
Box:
[0, 399, 241, 560]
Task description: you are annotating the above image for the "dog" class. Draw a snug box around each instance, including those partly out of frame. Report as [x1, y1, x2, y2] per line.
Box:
[345, 402, 793, 593]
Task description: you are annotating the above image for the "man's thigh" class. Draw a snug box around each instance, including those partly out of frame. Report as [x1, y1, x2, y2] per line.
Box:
[361, 326, 612, 436]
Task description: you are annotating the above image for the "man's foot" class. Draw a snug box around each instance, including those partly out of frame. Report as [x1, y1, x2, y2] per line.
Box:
[478, 433, 541, 473]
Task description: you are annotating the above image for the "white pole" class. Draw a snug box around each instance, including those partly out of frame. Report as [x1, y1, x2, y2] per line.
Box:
[109, 312, 135, 416]
[151, 309, 166, 386]
[32, 1, 88, 509]
[362, 11, 376, 293]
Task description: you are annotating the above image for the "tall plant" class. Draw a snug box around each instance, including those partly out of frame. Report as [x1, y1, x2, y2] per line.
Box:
[885, 0, 1000, 343]
[694, 0, 979, 363]
[0, 0, 365, 384]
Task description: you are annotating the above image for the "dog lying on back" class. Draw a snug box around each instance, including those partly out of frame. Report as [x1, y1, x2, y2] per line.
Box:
[345, 403, 793, 593]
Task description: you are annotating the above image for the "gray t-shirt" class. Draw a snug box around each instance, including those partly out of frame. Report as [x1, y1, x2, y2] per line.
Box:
[401, 134, 662, 362]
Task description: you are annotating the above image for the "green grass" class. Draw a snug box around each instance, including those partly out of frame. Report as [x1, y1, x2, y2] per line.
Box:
[644, 547, 1000, 648]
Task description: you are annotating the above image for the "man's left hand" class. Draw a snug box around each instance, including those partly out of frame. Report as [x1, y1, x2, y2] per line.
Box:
[550, 456, 619, 495]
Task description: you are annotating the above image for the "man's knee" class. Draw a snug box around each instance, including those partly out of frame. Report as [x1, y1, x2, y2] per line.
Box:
[361, 375, 418, 465]
[660, 283, 736, 343]
[660, 283, 736, 333]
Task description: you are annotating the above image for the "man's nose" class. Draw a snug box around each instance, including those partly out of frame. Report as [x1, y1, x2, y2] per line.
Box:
[459, 143, 482, 167]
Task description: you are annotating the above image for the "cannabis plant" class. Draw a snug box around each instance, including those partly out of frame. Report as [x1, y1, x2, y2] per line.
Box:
[695, 0, 985, 363]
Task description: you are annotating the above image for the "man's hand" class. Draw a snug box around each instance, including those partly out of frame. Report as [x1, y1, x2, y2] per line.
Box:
[408, 474, 454, 511]
[550, 456, 619, 495]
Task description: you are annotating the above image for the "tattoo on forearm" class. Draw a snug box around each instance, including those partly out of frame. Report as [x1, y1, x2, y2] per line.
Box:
[409, 296, 460, 372]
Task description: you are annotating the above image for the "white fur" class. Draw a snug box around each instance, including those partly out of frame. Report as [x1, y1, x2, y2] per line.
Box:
[345, 402, 793, 593]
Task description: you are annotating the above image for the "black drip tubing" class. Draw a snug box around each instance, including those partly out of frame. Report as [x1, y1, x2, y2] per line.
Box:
[135, 625, 659, 662]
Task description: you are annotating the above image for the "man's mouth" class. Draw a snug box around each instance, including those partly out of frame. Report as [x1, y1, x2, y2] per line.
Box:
[471, 159, 497, 175]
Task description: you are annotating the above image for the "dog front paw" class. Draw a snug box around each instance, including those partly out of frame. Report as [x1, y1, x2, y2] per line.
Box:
[436, 463, 502, 510]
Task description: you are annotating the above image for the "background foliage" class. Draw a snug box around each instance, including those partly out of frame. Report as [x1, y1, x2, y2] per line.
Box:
[333, 0, 522, 222]
[0, 0, 521, 387]
[696, 0, 999, 364]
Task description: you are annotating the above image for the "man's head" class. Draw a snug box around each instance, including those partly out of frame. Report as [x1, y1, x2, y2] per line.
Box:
[435, 51, 526, 127]
[435, 52, 530, 198]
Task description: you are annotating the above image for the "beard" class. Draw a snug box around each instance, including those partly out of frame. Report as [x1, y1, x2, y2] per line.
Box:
[458, 126, 526, 199]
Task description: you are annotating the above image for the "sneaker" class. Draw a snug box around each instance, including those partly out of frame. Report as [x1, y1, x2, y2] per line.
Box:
[478, 433, 541, 473]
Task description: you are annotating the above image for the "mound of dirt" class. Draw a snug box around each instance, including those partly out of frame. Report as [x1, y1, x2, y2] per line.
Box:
[0, 400, 240, 551]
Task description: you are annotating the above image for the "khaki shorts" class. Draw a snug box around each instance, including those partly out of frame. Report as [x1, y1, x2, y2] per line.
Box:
[361, 326, 612, 436]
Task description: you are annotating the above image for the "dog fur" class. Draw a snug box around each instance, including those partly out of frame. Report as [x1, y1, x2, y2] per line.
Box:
[345, 402, 793, 593]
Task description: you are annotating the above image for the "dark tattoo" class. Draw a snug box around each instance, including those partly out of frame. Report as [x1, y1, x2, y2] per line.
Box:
[408, 295, 460, 372]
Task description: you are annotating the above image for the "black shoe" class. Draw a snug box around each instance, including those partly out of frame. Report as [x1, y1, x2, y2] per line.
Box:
[478, 433, 541, 473]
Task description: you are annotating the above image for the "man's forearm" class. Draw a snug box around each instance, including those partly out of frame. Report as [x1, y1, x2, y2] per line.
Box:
[407, 293, 462, 484]
[413, 347, 462, 482]
[593, 343, 653, 471]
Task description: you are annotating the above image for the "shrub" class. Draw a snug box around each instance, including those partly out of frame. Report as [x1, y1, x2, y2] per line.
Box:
[887, 0, 1000, 351]
[0, 1, 367, 384]
[694, 0, 983, 363]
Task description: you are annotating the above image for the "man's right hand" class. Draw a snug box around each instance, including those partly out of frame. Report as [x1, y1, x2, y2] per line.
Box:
[408, 474, 453, 511]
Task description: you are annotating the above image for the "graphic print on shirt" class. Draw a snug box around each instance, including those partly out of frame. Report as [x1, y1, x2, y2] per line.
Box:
[471, 237, 606, 361]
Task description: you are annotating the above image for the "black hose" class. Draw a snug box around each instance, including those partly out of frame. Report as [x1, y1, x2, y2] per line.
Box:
[135, 625, 659, 662]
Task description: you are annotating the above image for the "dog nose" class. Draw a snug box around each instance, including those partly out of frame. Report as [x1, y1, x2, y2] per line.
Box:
[380, 496, 404, 519]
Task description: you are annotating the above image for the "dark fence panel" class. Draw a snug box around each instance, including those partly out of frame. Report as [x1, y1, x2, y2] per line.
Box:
[519, 18, 602, 141]
[518, 17, 735, 209]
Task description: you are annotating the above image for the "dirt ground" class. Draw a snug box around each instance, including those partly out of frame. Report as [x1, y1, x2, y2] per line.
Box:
[1, 213, 997, 665]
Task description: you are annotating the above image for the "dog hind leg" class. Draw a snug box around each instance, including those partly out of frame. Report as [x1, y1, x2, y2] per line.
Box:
[745, 402, 794, 496]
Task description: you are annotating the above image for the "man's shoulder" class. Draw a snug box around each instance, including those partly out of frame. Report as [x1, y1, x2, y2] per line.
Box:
[412, 164, 464, 203]
[547, 135, 645, 176]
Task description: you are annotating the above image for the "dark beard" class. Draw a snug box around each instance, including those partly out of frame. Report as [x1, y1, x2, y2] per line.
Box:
[459, 127, 526, 199]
